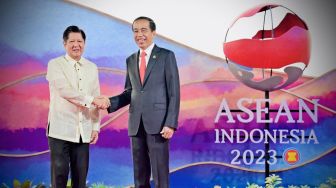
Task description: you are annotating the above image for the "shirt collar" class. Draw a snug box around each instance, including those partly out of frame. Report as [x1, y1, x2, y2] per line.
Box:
[140, 43, 155, 57]
[65, 54, 85, 67]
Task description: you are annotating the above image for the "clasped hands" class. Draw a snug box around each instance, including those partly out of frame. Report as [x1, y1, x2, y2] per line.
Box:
[93, 96, 110, 109]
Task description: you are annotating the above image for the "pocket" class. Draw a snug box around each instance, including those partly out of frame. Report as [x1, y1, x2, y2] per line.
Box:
[153, 103, 166, 110]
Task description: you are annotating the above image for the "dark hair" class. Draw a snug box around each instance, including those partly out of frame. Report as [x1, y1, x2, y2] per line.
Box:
[63, 25, 86, 42]
[132, 16, 156, 31]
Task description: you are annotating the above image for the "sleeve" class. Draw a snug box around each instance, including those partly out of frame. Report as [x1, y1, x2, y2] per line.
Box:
[164, 51, 180, 128]
[107, 59, 132, 113]
[90, 67, 101, 132]
[46, 59, 94, 108]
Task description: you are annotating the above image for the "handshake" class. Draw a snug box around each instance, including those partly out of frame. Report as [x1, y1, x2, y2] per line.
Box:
[92, 96, 110, 109]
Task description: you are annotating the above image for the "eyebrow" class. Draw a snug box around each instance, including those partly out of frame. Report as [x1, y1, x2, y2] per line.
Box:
[69, 39, 83, 42]
[134, 27, 149, 30]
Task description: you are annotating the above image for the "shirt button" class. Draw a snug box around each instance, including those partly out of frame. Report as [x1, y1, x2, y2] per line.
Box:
[141, 90, 144, 93]
[84, 104, 87, 106]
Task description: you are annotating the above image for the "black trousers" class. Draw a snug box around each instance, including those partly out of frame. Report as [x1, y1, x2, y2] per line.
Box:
[131, 119, 170, 188]
[48, 137, 89, 188]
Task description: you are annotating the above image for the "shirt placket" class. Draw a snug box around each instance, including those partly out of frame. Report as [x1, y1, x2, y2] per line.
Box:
[75, 62, 85, 142]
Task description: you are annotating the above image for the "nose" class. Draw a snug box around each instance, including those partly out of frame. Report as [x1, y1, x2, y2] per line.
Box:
[73, 41, 80, 46]
[135, 31, 144, 37]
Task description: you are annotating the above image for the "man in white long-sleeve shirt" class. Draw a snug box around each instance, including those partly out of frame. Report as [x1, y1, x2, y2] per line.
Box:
[46, 25, 109, 188]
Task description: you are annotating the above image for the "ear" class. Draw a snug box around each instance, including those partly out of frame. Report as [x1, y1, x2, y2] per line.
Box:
[152, 30, 157, 37]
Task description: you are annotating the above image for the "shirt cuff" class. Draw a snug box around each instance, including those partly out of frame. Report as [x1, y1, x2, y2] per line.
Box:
[83, 96, 94, 108]
[93, 122, 100, 132]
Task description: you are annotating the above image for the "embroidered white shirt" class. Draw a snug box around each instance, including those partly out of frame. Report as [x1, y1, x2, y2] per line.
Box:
[46, 54, 100, 143]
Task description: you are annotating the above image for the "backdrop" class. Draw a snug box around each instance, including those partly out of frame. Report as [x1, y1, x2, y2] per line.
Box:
[0, 0, 335, 187]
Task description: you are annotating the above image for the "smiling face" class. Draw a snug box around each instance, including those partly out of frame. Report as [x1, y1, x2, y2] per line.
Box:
[132, 19, 156, 50]
[64, 32, 85, 61]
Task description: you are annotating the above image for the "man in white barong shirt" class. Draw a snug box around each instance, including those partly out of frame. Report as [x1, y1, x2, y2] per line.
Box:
[46, 25, 109, 188]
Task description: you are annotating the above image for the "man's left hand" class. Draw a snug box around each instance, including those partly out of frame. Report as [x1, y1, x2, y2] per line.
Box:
[160, 126, 175, 139]
[90, 130, 99, 144]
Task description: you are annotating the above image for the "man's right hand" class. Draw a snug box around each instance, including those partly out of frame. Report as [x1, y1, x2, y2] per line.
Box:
[93, 96, 110, 109]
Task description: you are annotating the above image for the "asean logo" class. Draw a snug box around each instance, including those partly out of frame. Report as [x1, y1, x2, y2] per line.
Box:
[283, 148, 300, 165]
[224, 4, 311, 91]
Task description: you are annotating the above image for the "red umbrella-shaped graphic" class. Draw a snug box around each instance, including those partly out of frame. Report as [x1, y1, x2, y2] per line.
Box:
[223, 4, 311, 91]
